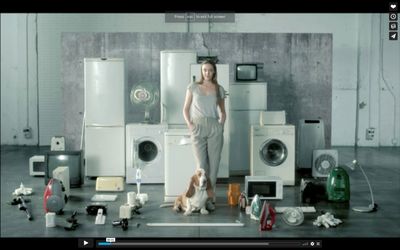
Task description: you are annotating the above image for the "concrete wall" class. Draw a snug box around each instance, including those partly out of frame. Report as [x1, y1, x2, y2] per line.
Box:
[1, 13, 399, 147]
[1, 14, 38, 145]
[62, 32, 332, 150]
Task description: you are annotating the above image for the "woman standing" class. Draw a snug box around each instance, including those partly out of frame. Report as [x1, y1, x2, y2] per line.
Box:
[183, 60, 226, 211]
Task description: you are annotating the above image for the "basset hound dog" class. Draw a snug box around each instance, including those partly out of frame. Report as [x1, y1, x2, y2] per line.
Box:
[173, 168, 214, 216]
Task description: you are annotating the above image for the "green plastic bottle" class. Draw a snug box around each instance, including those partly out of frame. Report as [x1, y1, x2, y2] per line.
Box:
[326, 166, 350, 202]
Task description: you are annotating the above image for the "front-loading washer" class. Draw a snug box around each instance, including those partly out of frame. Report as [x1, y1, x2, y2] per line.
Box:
[250, 125, 295, 186]
[126, 123, 167, 183]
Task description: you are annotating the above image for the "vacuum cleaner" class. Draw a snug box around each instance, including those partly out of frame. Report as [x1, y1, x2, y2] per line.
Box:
[43, 178, 67, 214]
[326, 166, 350, 202]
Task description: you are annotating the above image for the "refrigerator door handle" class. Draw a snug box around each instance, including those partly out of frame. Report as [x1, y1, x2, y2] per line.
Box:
[161, 103, 167, 123]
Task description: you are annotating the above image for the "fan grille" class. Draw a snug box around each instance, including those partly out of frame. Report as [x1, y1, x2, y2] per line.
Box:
[130, 83, 159, 107]
[282, 207, 304, 226]
[314, 154, 336, 175]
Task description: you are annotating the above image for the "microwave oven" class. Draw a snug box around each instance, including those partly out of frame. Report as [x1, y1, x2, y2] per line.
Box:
[245, 176, 283, 200]
[29, 155, 45, 176]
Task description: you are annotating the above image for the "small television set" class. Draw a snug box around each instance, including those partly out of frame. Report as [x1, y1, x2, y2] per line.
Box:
[45, 150, 83, 188]
[235, 63, 258, 81]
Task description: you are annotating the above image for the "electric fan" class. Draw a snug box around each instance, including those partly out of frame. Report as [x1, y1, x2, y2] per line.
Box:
[282, 207, 304, 226]
[130, 82, 159, 123]
[312, 149, 338, 178]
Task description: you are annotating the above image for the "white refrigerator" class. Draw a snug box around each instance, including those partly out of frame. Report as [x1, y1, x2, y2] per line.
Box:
[190, 64, 230, 178]
[84, 58, 125, 177]
[229, 82, 267, 175]
[160, 50, 197, 125]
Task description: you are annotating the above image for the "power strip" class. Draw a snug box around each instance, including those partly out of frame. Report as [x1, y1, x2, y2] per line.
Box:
[275, 206, 316, 213]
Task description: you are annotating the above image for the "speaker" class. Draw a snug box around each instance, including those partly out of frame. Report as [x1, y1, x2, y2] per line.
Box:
[297, 119, 325, 169]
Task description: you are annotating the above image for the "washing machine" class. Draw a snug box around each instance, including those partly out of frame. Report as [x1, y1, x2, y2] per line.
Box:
[250, 125, 295, 186]
[126, 123, 167, 184]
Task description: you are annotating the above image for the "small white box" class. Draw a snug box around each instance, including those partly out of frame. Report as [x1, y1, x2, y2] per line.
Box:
[29, 155, 45, 176]
[51, 136, 65, 151]
[53, 166, 70, 197]
[119, 204, 132, 219]
[259, 111, 286, 125]
[96, 177, 125, 191]
[245, 176, 283, 200]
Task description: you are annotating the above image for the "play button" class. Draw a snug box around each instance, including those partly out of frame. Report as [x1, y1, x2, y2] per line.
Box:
[78, 239, 93, 248]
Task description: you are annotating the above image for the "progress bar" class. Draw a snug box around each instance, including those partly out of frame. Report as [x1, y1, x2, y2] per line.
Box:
[96, 240, 322, 248]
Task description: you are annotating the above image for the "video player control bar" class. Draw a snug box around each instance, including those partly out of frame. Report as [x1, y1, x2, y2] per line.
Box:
[93, 239, 322, 248]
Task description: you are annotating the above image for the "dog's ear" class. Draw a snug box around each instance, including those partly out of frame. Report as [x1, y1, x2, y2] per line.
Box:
[185, 176, 196, 198]
[206, 175, 214, 198]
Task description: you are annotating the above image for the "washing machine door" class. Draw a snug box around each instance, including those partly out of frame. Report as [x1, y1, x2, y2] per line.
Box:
[134, 137, 160, 165]
[259, 139, 288, 167]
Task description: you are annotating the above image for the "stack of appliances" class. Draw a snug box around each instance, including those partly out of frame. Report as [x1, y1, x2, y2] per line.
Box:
[160, 50, 230, 202]
[84, 58, 125, 177]
[125, 74, 166, 184]
[161, 50, 197, 202]
[229, 82, 267, 175]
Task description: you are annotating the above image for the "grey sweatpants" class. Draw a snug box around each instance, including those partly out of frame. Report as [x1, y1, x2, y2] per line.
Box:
[191, 117, 224, 197]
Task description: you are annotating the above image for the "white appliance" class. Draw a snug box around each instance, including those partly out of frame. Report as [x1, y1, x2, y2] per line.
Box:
[29, 155, 45, 176]
[164, 129, 197, 202]
[190, 64, 230, 178]
[160, 50, 197, 125]
[160, 50, 198, 202]
[250, 125, 295, 186]
[297, 119, 325, 169]
[229, 82, 267, 174]
[95, 177, 124, 191]
[230, 83, 267, 110]
[53, 166, 70, 197]
[312, 149, 338, 178]
[84, 58, 125, 177]
[259, 111, 286, 125]
[244, 175, 283, 200]
[126, 123, 167, 183]
[51, 136, 65, 151]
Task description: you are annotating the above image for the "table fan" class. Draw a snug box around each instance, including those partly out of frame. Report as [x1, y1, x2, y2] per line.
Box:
[130, 82, 159, 123]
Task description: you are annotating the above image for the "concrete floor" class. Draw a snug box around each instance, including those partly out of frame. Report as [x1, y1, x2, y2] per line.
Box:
[1, 146, 399, 246]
